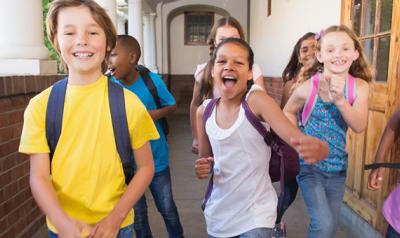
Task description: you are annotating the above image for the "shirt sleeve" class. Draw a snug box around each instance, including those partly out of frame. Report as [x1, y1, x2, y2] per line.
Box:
[252, 63, 263, 82]
[124, 91, 160, 149]
[19, 90, 51, 154]
[194, 63, 207, 83]
[150, 73, 176, 107]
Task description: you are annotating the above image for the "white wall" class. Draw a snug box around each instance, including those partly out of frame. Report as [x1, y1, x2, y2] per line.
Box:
[170, 14, 222, 74]
[249, 0, 341, 77]
[156, 0, 248, 74]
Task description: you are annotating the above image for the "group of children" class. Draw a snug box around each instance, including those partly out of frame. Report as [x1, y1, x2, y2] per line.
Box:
[17, 0, 399, 238]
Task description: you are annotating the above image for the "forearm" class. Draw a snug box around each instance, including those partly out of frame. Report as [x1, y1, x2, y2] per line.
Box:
[30, 172, 70, 229]
[190, 101, 199, 140]
[108, 162, 154, 223]
[373, 111, 400, 163]
[148, 105, 177, 121]
[336, 101, 367, 133]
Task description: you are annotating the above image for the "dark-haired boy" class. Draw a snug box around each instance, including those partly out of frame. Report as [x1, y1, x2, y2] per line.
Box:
[108, 35, 184, 237]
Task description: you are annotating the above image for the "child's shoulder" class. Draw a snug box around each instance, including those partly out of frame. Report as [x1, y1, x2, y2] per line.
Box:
[354, 77, 369, 88]
[28, 85, 54, 110]
[292, 78, 312, 99]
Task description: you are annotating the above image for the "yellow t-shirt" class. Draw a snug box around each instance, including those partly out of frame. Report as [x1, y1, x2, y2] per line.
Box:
[19, 75, 159, 233]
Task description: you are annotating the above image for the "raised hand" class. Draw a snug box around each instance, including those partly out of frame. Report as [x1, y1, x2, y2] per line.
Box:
[195, 157, 213, 179]
[290, 136, 329, 164]
[325, 74, 346, 104]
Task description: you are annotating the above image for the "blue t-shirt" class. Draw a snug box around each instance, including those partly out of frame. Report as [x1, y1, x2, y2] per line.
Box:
[112, 71, 176, 173]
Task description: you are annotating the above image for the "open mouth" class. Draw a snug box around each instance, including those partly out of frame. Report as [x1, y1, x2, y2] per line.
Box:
[222, 75, 237, 88]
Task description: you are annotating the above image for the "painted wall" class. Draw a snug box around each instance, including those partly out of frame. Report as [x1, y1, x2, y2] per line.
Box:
[249, 0, 341, 77]
[156, 0, 249, 74]
[169, 14, 223, 75]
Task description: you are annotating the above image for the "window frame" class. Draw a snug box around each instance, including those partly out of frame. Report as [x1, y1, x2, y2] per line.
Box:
[184, 11, 214, 46]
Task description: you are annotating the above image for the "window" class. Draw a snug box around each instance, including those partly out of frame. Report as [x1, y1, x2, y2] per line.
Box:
[184, 12, 214, 45]
[351, 0, 393, 82]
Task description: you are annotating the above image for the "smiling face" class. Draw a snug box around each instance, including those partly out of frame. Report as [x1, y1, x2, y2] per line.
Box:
[55, 5, 107, 76]
[107, 41, 135, 83]
[317, 31, 359, 75]
[298, 37, 316, 67]
[214, 26, 241, 46]
[212, 42, 252, 100]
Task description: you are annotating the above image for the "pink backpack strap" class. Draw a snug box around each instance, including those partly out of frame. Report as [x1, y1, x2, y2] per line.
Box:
[301, 74, 320, 126]
[346, 74, 356, 106]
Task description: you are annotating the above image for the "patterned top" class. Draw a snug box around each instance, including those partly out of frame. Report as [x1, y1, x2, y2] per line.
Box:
[300, 96, 348, 172]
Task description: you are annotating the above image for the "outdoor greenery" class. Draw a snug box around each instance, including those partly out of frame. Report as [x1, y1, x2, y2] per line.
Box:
[43, 0, 62, 72]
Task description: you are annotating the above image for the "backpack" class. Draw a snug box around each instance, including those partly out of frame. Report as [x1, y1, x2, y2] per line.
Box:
[300, 73, 356, 127]
[136, 65, 169, 136]
[201, 98, 300, 210]
[45, 76, 134, 184]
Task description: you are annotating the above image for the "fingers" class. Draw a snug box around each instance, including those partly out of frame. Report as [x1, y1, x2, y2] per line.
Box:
[291, 136, 329, 164]
[195, 157, 213, 179]
[367, 169, 384, 190]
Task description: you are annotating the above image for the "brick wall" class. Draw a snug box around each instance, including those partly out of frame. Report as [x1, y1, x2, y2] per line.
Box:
[0, 75, 63, 238]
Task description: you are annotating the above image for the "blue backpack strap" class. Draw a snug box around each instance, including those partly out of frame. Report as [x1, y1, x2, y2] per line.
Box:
[108, 78, 134, 184]
[46, 78, 68, 161]
[201, 98, 218, 211]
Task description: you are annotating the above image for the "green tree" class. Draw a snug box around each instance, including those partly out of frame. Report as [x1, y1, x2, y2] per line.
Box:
[43, 0, 62, 73]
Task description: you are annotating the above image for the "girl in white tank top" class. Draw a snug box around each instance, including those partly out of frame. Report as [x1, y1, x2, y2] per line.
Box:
[195, 38, 329, 237]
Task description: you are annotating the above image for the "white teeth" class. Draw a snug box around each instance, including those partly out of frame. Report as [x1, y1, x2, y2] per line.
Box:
[223, 76, 236, 79]
[73, 52, 93, 57]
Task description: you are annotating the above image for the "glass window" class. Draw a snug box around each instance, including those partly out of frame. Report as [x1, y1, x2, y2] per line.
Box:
[185, 12, 214, 45]
[376, 36, 390, 82]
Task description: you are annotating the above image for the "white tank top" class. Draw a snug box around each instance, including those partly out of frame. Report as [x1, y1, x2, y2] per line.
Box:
[202, 86, 277, 237]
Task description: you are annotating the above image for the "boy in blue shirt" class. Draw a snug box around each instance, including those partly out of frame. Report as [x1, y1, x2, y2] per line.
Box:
[108, 35, 184, 238]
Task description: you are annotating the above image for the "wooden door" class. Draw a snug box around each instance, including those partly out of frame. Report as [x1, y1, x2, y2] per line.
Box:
[341, 0, 400, 234]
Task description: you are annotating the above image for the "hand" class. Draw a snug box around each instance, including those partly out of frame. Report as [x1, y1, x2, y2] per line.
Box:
[58, 218, 92, 238]
[326, 74, 346, 104]
[290, 136, 329, 164]
[192, 139, 199, 154]
[195, 157, 213, 179]
[89, 214, 122, 238]
[367, 168, 385, 190]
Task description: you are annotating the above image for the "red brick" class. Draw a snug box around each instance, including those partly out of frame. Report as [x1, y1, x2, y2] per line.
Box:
[0, 109, 25, 129]
[11, 77, 26, 95]
[0, 138, 19, 158]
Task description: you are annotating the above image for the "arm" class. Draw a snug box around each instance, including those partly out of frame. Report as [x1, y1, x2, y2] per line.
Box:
[330, 76, 369, 133]
[368, 111, 400, 190]
[190, 81, 203, 153]
[249, 89, 329, 164]
[337, 79, 369, 133]
[283, 81, 310, 126]
[148, 104, 177, 121]
[252, 64, 266, 90]
[91, 142, 154, 238]
[194, 105, 213, 179]
[253, 75, 266, 89]
[30, 154, 91, 238]
[280, 80, 295, 108]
